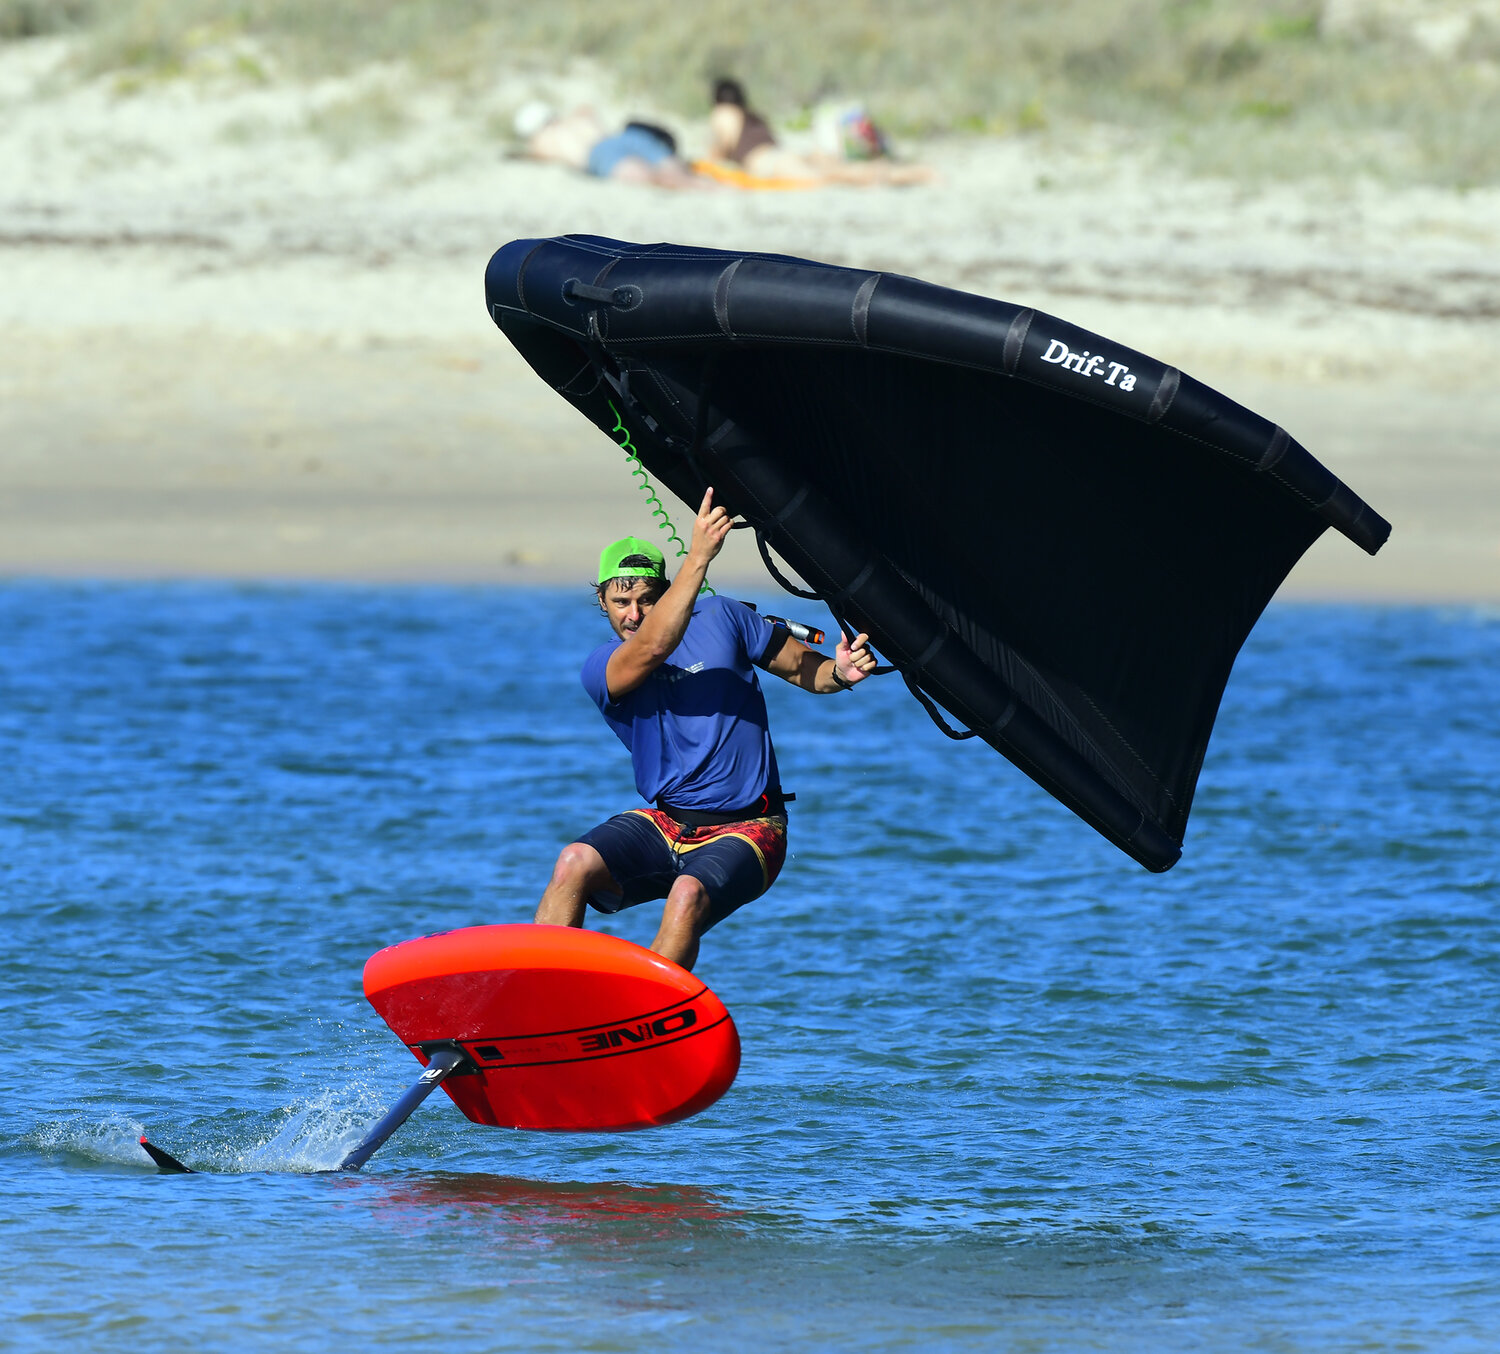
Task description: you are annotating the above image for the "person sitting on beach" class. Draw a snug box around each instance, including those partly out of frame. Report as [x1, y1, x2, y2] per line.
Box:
[706, 78, 932, 186]
[513, 102, 706, 189]
[533, 488, 885, 972]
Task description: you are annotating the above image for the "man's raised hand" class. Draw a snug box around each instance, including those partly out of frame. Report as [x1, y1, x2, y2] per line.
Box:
[689, 487, 733, 567]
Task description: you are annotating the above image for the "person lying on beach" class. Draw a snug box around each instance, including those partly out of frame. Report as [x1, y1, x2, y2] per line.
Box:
[706, 78, 932, 186]
[513, 102, 708, 189]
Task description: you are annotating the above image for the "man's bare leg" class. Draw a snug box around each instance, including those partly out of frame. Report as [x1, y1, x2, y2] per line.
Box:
[650, 875, 713, 971]
[535, 842, 617, 927]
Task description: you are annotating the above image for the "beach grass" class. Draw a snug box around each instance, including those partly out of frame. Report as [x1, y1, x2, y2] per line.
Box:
[8, 0, 1500, 185]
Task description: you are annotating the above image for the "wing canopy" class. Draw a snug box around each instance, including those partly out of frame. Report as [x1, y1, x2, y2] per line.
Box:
[486, 235, 1390, 871]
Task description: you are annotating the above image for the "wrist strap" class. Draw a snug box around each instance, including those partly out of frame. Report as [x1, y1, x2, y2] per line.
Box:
[831, 664, 853, 690]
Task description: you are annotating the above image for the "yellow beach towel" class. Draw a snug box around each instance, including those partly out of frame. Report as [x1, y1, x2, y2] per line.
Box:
[690, 159, 821, 191]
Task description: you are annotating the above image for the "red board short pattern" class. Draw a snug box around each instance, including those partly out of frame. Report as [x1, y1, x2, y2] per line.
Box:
[578, 808, 789, 928]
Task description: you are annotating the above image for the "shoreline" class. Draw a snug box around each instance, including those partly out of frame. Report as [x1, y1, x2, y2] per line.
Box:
[3, 319, 1491, 599]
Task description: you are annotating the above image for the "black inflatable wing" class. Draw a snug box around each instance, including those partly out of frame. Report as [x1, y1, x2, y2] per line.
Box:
[485, 236, 1390, 872]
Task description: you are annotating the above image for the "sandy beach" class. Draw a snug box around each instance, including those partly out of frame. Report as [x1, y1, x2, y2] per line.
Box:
[2, 37, 1497, 597]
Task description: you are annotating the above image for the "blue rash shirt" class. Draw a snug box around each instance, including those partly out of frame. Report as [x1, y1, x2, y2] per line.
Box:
[581, 595, 783, 812]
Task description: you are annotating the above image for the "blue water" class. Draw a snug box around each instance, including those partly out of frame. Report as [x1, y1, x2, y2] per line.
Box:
[4, 583, 1498, 1351]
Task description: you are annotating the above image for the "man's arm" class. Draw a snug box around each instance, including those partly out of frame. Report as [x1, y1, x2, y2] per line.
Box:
[604, 488, 732, 701]
[764, 628, 883, 693]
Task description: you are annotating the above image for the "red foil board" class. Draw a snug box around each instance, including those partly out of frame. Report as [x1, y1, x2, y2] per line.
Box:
[363, 924, 740, 1132]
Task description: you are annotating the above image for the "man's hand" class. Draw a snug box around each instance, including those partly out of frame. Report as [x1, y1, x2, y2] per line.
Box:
[764, 625, 894, 693]
[834, 631, 886, 687]
[688, 487, 733, 569]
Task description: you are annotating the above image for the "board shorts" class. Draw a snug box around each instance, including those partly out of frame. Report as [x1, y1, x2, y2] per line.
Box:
[586, 127, 673, 178]
[577, 808, 788, 932]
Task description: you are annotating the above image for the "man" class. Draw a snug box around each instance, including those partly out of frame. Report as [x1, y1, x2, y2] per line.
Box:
[535, 487, 881, 970]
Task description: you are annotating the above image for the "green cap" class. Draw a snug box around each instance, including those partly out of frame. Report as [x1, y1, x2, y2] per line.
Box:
[597, 535, 667, 586]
